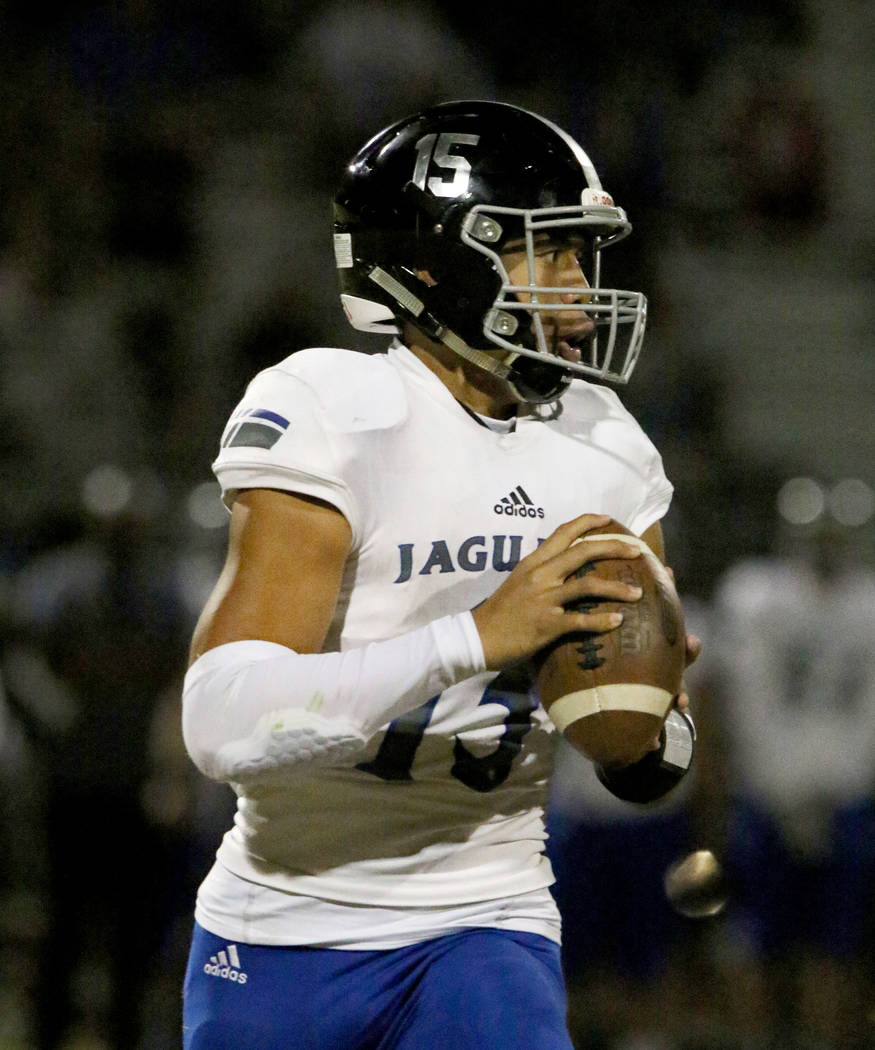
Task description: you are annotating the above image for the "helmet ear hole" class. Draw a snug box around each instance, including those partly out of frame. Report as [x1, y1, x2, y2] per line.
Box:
[422, 262, 502, 340]
[415, 248, 502, 346]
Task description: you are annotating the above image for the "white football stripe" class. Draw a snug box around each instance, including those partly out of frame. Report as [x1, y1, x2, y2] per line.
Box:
[547, 684, 673, 731]
[579, 532, 655, 556]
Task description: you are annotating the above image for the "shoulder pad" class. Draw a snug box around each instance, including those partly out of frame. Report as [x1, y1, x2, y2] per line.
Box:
[552, 381, 657, 461]
[555, 379, 630, 423]
[549, 380, 673, 537]
[271, 348, 408, 433]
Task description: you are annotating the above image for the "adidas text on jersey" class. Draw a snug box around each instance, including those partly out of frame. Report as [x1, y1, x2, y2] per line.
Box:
[494, 485, 545, 519]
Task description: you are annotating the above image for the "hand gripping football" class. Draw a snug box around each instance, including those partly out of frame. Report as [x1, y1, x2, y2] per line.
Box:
[536, 521, 686, 767]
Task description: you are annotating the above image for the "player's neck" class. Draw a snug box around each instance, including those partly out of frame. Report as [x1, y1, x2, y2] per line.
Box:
[404, 332, 518, 421]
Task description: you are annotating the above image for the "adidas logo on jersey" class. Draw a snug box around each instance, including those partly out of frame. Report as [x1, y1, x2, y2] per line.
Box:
[204, 944, 248, 984]
[494, 485, 545, 519]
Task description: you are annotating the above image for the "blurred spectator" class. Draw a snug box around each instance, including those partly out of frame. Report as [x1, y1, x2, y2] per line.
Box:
[282, 0, 496, 181]
[725, 77, 828, 228]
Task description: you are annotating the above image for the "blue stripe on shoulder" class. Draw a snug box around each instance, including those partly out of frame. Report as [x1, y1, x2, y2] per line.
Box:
[251, 409, 290, 429]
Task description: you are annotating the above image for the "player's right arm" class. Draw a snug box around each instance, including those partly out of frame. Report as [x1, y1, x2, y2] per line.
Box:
[188, 487, 353, 663]
[182, 492, 642, 784]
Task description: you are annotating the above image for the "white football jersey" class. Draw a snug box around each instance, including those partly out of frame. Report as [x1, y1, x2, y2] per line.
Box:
[713, 556, 875, 810]
[197, 341, 672, 943]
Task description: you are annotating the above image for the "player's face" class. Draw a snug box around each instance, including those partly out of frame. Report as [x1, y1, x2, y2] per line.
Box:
[501, 235, 594, 363]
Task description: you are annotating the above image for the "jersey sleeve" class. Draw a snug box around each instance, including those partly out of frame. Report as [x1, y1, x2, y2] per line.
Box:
[213, 354, 361, 540]
[624, 435, 673, 537]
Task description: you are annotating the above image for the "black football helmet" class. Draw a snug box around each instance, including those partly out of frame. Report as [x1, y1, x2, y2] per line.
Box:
[334, 100, 646, 403]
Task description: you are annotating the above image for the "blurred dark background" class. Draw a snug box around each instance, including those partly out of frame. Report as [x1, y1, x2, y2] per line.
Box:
[0, 1, 872, 1047]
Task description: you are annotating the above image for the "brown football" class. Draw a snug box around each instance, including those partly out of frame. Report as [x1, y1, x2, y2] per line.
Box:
[536, 520, 686, 767]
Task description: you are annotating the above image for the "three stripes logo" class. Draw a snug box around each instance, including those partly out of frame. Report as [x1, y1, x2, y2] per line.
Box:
[204, 943, 248, 984]
[494, 485, 545, 519]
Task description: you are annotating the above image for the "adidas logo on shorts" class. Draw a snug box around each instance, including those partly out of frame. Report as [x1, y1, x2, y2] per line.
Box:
[204, 943, 248, 984]
[494, 485, 545, 519]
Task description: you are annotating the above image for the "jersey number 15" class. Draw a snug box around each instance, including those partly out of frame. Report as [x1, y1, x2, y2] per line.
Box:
[357, 672, 536, 793]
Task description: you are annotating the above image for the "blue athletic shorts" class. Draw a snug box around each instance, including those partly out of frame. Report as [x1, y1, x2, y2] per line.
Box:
[183, 921, 573, 1049]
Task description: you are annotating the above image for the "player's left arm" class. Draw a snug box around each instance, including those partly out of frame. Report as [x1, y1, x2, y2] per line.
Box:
[639, 519, 701, 710]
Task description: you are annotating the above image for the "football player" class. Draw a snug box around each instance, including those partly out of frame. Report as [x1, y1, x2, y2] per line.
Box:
[181, 100, 697, 1050]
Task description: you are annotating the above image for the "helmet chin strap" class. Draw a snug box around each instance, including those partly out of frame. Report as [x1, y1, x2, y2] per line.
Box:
[438, 327, 514, 380]
[373, 266, 566, 404]
[437, 327, 568, 405]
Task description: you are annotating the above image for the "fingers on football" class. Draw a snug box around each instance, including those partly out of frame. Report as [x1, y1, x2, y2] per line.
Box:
[563, 608, 626, 635]
[530, 513, 612, 561]
[551, 537, 642, 583]
[558, 572, 642, 607]
[684, 634, 702, 667]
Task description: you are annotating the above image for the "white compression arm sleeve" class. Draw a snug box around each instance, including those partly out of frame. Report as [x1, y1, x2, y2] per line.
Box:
[182, 612, 486, 783]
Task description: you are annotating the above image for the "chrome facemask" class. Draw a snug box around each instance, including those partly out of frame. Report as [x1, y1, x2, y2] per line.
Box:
[460, 200, 647, 385]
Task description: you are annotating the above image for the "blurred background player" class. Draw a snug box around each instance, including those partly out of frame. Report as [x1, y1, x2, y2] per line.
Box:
[708, 485, 875, 1050]
[179, 100, 698, 1049]
[5, 500, 192, 1049]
